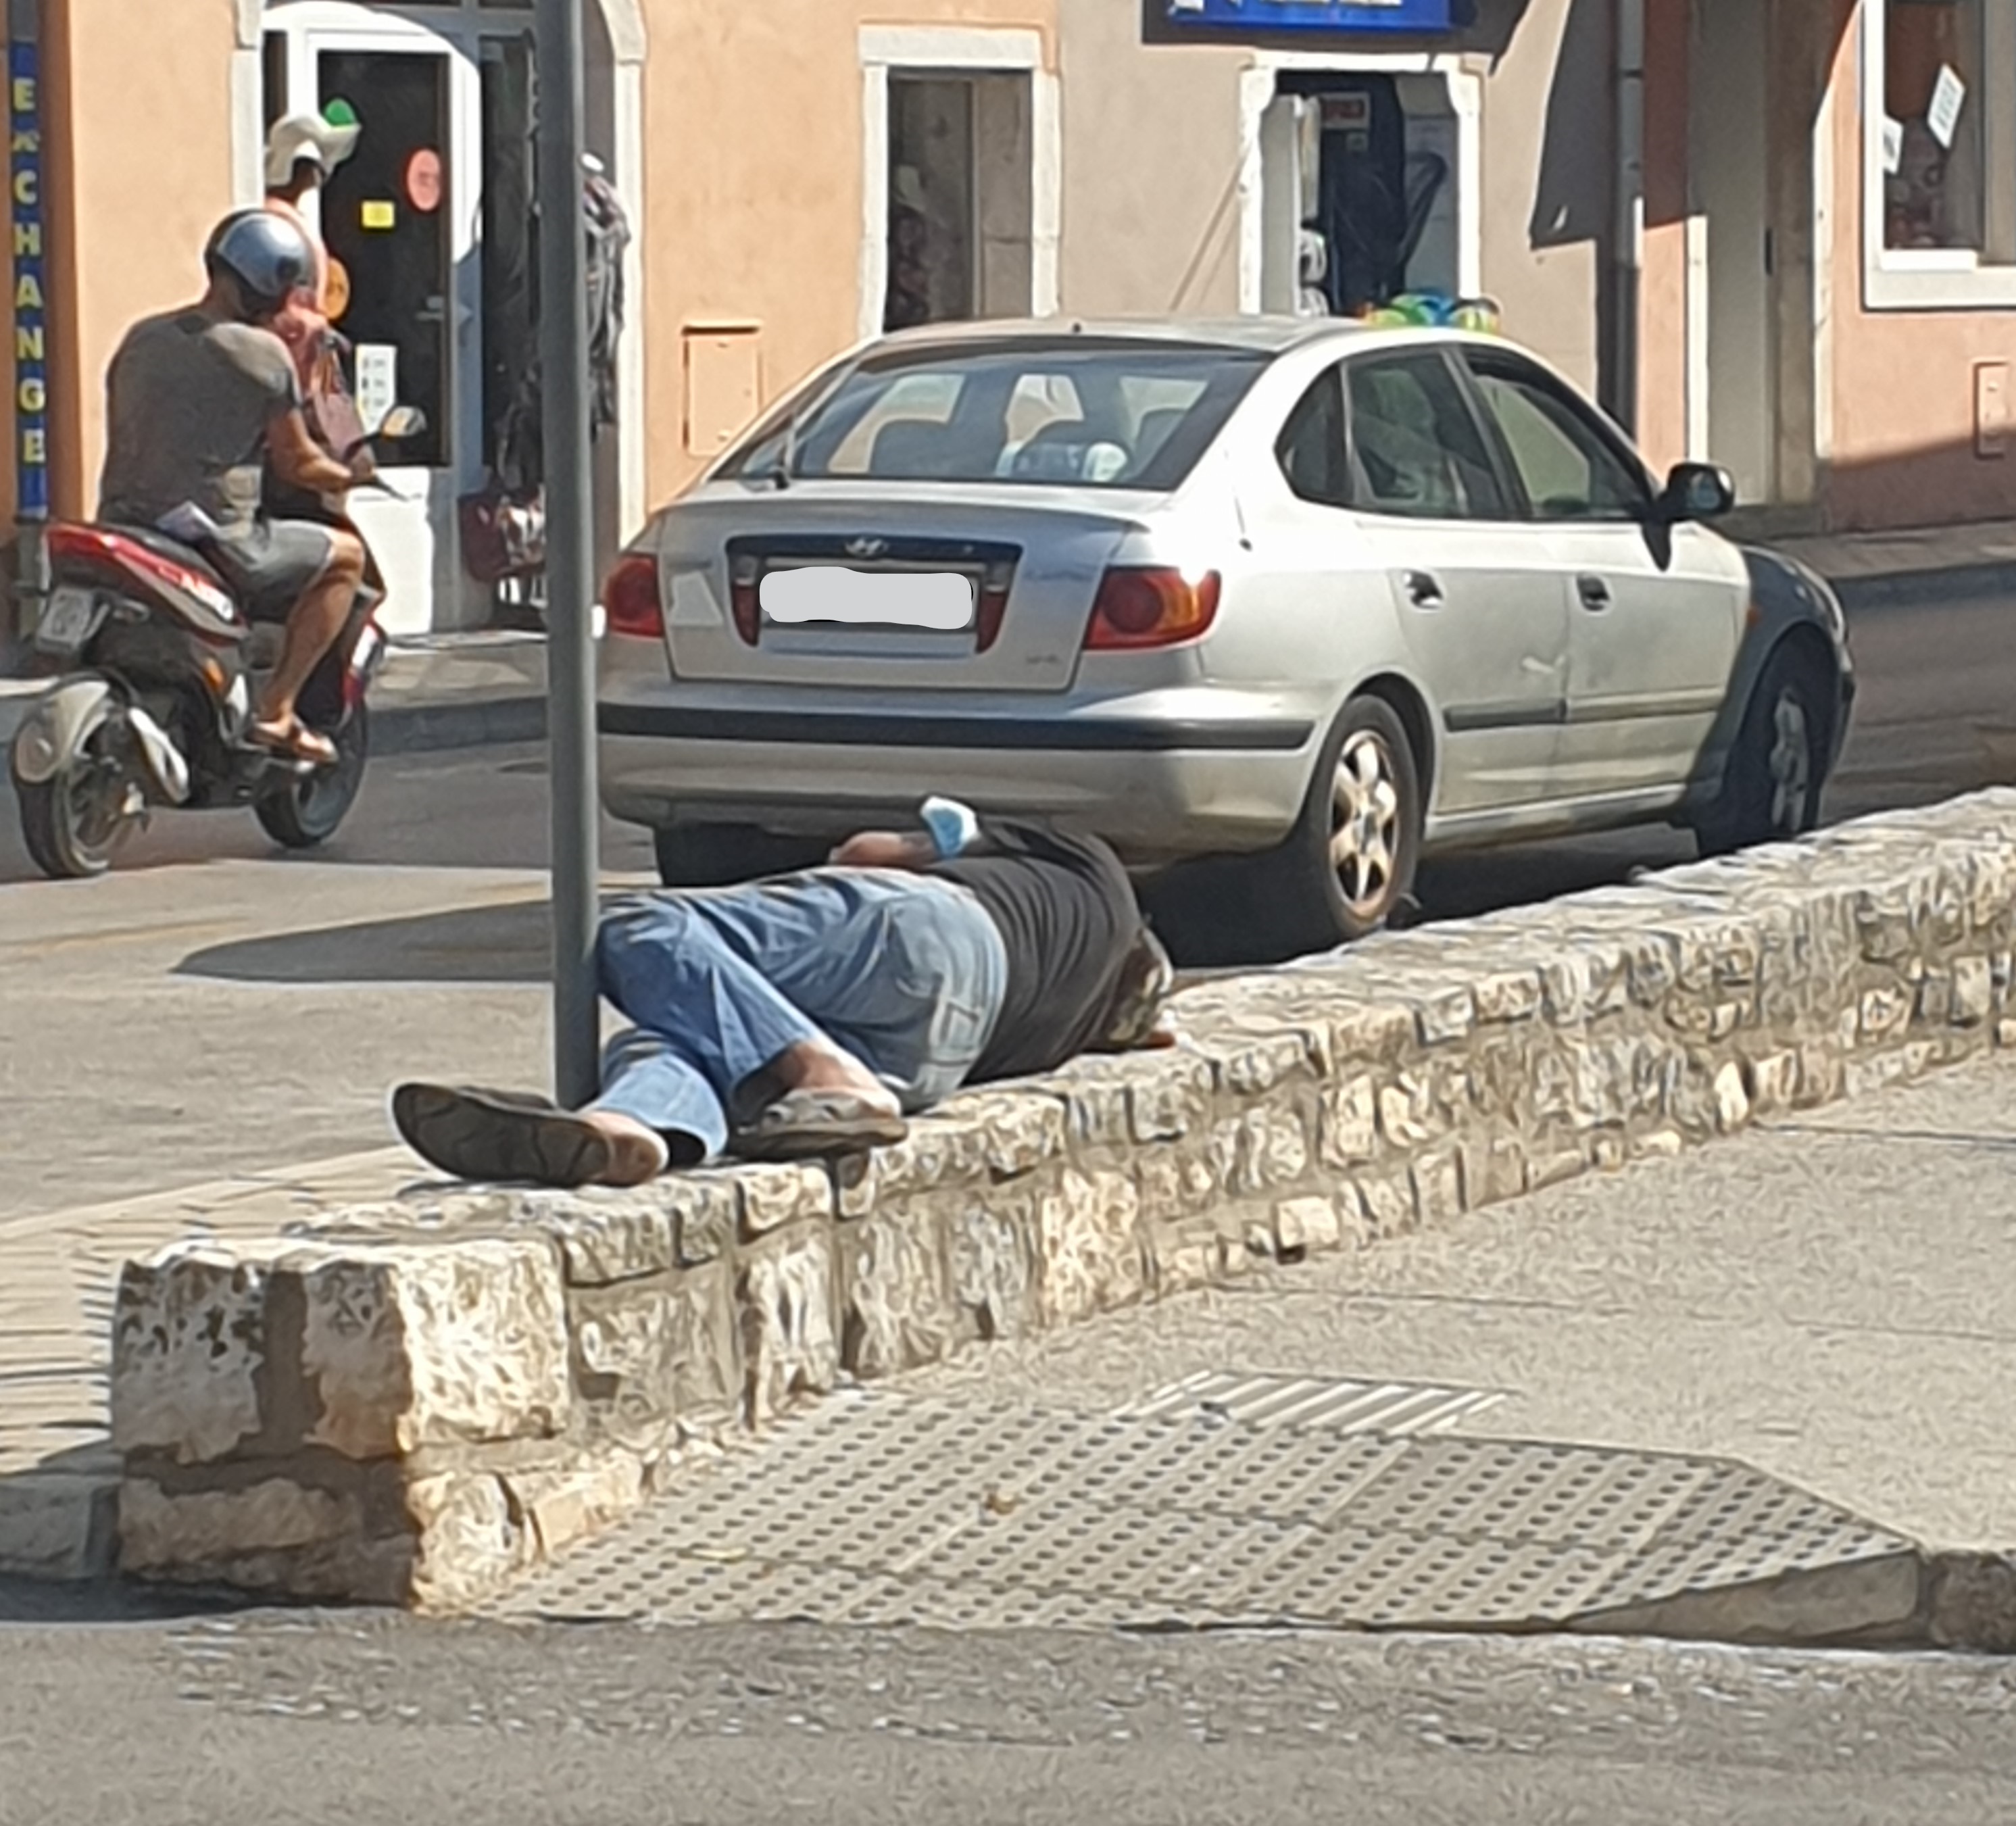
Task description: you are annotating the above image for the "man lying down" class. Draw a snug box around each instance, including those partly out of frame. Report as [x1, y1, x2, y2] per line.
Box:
[391, 797, 1176, 1188]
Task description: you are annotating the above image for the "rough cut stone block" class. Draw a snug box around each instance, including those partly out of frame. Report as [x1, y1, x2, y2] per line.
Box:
[112, 1251, 268, 1464]
[1354, 1166, 1417, 1240]
[736, 1162, 833, 1240]
[290, 1240, 572, 1460]
[571, 1262, 741, 1451]
[1273, 1195, 1346, 1256]
[1711, 1060, 1752, 1133]
[531, 1176, 737, 1284]
[1410, 1148, 1465, 1226]
[1125, 1054, 1214, 1143]
[738, 1222, 839, 1427]
[838, 1206, 958, 1378]
[499, 1450, 647, 1572]
[1952, 956, 1994, 1027]
[1135, 1141, 1218, 1224]
[1460, 1135, 1527, 1210]
[1319, 1075, 1379, 1168]
[944, 1196, 1039, 1342]
[1204, 1028, 1314, 1096]
[1746, 1050, 1800, 1116]
[1472, 968, 1542, 1025]
[1035, 1169, 1148, 1325]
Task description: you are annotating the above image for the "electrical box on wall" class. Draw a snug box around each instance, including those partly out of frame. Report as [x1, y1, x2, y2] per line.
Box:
[1975, 361, 2010, 460]
[683, 322, 763, 459]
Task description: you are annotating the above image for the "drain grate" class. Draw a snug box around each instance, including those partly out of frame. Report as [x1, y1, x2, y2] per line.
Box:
[1123, 1370, 1508, 1437]
[491, 1390, 1920, 1636]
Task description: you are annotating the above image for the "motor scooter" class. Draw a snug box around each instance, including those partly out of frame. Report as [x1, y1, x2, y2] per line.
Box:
[8, 406, 425, 879]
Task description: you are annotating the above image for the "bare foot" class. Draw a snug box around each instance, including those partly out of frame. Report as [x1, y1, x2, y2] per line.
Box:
[772, 1040, 900, 1117]
[582, 1110, 670, 1185]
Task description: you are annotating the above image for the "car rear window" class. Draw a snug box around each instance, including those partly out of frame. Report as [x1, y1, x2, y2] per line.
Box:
[718, 339, 1267, 491]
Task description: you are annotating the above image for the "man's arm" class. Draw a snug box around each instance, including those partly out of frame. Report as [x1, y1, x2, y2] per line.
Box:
[266, 405, 356, 498]
[828, 796, 986, 870]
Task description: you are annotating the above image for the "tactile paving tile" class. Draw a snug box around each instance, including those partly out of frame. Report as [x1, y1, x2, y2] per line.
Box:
[1123, 1369, 1508, 1437]
[489, 1390, 1921, 1634]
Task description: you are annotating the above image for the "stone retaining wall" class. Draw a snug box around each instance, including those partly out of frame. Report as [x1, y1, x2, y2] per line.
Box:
[111, 792, 2016, 1609]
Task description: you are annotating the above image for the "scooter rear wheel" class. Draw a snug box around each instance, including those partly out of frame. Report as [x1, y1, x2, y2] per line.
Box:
[14, 697, 141, 880]
[254, 701, 369, 850]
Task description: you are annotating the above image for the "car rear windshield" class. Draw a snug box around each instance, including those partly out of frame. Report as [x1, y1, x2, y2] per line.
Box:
[718, 339, 1268, 492]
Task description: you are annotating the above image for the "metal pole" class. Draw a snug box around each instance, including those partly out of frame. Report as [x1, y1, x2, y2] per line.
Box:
[535, 0, 601, 1107]
[8, 0, 50, 645]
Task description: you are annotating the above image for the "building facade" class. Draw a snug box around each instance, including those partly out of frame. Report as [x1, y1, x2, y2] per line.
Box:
[3, 0, 2012, 645]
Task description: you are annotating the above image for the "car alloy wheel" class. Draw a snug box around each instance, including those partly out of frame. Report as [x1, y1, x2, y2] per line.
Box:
[1767, 689, 1814, 836]
[1329, 726, 1404, 920]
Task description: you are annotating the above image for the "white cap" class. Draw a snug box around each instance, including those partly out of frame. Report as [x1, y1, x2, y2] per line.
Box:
[265, 112, 362, 189]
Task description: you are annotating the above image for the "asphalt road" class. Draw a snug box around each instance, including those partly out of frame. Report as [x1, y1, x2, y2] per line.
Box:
[0, 585, 2010, 1223]
[1, 1597, 2012, 1825]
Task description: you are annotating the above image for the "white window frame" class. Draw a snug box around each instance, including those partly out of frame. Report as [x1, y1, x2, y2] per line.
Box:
[1236, 49, 1481, 316]
[856, 25, 1062, 345]
[1861, 0, 2016, 310]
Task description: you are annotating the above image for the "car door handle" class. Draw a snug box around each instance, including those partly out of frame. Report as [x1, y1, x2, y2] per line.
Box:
[1576, 574, 1613, 611]
[1404, 570, 1444, 609]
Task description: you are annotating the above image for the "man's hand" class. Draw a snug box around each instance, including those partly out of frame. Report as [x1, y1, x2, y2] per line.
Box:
[268, 405, 353, 497]
[829, 830, 938, 869]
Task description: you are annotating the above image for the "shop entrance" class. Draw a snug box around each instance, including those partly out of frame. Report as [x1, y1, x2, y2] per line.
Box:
[260, 0, 630, 634]
[1258, 72, 1463, 317]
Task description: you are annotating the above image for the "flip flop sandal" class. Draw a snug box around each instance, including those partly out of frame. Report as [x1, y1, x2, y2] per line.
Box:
[391, 1082, 614, 1188]
[727, 1089, 909, 1164]
[251, 717, 339, 768]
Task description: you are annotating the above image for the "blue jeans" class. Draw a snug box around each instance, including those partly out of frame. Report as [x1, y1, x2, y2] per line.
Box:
[588, 868, 1009, 1163]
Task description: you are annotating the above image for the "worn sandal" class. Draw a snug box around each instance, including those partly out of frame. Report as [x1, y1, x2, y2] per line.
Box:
[391, 1082, 619, 1187]
[727, 1089, 908, 1163]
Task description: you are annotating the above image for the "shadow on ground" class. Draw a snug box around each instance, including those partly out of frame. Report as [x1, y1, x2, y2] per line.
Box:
[176, 898, 559, 986]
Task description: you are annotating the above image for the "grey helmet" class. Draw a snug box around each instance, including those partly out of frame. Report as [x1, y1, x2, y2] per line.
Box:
[203, 210, 312, 319]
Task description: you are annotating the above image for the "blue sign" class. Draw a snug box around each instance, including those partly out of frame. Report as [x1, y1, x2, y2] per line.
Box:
[1166, 0, 1457, 32]
[9, 37, 46, 522]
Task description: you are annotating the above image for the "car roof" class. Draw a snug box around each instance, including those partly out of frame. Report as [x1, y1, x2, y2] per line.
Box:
[872, 315, 1385, 355]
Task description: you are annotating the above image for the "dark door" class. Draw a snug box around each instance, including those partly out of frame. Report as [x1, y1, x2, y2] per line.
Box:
[318, 49, 453, 469]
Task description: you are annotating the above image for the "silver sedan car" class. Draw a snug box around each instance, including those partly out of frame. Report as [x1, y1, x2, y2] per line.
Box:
[597, 318, 1854, 952]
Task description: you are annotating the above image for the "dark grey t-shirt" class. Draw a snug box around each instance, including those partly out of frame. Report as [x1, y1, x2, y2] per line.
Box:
[97, 308, 300, 537]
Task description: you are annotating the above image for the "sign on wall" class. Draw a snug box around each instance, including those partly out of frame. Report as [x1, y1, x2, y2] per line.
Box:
[1165, 0, 1460, 34]
[9, 30, 45, 522]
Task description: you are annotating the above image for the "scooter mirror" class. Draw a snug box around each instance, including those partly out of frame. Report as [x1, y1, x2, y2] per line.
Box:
[377, 405, 428, 442]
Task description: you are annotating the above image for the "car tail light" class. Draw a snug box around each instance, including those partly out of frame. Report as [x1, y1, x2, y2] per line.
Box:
[1085, 567, 1221, 651]
[729, 555, 760, 645]
[603, 553, 664, 639]
[975, 562, 1013, 653]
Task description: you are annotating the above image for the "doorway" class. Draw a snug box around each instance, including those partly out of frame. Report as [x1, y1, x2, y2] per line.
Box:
[882, 72, 1035, 332]
[1690, 0, 1775, 505]
[264, 5, 483, 632]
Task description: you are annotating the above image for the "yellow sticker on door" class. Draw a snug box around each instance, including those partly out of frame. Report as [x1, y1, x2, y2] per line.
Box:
[361, 200, 396, 230]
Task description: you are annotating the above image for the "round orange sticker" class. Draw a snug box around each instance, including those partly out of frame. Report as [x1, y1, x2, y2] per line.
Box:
[405, 148, 443, 214]
[324, 255, 351, 323]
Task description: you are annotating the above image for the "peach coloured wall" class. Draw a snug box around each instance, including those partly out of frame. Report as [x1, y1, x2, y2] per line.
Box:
[43, 0, 240, 522]
[637, 0, 1056, 508]
[1823, 0, 2016, 530]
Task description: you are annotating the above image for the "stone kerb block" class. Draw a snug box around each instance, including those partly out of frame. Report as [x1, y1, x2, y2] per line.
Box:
[99, 790, 2016, 1609]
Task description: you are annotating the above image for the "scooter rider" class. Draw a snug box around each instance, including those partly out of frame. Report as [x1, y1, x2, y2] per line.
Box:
[97, 211, 368, 766]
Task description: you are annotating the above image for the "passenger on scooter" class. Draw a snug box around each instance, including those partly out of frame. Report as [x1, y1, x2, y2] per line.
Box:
[97, 211, 368, 766]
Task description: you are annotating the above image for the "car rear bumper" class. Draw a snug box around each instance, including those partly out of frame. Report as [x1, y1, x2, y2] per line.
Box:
[596, 695, 1321, 862]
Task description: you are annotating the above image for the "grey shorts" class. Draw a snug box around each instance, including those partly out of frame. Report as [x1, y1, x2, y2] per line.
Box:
[207, 519, 337, 624]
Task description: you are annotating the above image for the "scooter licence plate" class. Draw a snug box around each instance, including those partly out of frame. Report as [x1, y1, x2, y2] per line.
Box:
[33, 587, 104, 656]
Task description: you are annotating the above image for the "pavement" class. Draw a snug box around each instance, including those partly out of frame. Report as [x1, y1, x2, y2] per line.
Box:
[5, 1610, 2015, 1825]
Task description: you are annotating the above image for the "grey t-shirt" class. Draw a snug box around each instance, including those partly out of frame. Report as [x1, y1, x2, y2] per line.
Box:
[97, 308, 300, 537]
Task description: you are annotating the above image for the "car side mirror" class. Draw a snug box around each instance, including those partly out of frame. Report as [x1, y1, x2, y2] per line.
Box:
[1657, 462, 1736, 523]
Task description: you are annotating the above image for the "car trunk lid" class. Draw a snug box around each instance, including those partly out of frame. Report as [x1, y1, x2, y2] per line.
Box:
[650, 485, 1149, 693]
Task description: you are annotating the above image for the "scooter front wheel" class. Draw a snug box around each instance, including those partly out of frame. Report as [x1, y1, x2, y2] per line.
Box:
[254, 700, 370, 850]
[13, 695, 143, 879]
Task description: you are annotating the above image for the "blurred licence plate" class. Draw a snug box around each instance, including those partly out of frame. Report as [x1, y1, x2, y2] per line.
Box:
[760, 565, 974, 632]
[34, 587, 101, 654]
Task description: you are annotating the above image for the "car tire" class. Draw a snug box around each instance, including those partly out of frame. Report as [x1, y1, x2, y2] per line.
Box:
[1237, 694, 1425, 960]
[1693, 645, 1829, 858]
[653, 822, 825, 889]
